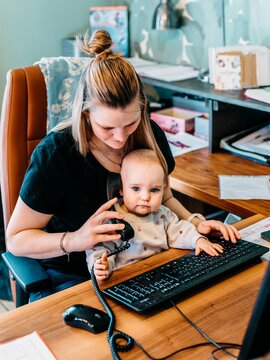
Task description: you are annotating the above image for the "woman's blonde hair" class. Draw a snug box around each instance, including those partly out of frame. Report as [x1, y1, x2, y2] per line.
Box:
[58, 30, 167, 173]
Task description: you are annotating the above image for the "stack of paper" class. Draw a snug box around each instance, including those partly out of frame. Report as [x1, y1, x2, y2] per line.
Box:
[231, 124, 270, 157]
[245, 87, 270, 104]
[0, 331, 56, 359]
[219, 175, 270, 200]
[128, 57, 199, 82]
[220, 124, 270, 165]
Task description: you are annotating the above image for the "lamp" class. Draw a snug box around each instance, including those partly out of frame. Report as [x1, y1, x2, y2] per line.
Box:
[152, 0, 178, 30]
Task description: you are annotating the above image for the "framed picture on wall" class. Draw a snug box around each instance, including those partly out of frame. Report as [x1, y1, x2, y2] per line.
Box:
[89, 5, 129, 57]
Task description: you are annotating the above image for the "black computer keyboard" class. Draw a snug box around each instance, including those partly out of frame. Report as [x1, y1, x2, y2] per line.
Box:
[102, 239, 269, 313]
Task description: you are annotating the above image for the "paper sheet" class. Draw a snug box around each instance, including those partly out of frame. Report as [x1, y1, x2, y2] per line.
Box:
[0, 331, 56, 360]
[219, 175, 270, 200]
[127, 57, 199, 82]
[165, 131, 208, 157]
[239, 217, 270, 260]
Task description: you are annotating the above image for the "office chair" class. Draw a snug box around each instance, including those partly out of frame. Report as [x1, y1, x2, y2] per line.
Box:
[0, 56, 91, 306]
[0, 66, 52, 307]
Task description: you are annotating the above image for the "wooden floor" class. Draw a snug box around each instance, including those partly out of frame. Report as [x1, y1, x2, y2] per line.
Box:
[0, 299, 15, 314]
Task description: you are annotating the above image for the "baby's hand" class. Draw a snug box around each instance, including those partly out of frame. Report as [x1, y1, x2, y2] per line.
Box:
[195, 237, 223, 256]
[94, 251, 110, 281]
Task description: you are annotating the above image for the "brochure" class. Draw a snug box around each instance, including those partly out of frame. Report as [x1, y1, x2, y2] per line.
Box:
[239, 217, 270, 260]
[214, 53, 242, 90]
[165, 131, 208, 157]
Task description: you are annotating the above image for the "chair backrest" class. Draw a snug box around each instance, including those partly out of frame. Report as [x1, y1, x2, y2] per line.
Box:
[0, 65, 47, 236]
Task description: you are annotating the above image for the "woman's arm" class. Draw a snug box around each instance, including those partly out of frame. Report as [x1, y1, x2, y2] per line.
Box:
[162, 185, 194, 222]
[6, 197, 126, 259]
[162, 185, 240, 242]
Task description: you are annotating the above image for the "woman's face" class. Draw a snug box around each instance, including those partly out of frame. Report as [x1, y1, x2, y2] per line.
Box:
[89, 100, 141, 149]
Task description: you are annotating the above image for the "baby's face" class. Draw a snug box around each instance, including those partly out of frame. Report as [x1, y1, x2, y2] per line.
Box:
[121, 160, 164, 216]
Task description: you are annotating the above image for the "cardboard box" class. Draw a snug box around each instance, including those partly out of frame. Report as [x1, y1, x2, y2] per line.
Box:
[194, 115, 209, 141]
[150, 107, 203, 134]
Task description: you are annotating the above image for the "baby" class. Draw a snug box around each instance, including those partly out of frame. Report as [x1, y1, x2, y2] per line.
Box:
[86, 149, 223, 280]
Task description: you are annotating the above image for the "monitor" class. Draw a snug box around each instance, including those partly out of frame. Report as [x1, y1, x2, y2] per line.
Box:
[238, 262, 270, 360]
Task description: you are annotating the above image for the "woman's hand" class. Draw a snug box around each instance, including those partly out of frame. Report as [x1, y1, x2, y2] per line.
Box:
[71, 197, 125, 252]
[196, 220, 240, 243]
[94, 252, 110, 281]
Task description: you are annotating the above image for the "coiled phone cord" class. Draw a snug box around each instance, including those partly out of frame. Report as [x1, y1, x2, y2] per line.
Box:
[90, 245, 134, 360]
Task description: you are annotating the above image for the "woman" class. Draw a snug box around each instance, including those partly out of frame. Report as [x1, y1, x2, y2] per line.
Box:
[6, 30, 239, 301]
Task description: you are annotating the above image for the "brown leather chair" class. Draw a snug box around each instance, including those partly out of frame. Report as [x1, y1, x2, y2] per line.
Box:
[0, 66, 52, 306]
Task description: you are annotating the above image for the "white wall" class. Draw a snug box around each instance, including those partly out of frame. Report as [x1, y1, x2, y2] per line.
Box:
[0, 0, 111, 105]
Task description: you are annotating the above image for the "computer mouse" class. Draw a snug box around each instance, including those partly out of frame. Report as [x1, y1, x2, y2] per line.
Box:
[63, 304, 110, 334]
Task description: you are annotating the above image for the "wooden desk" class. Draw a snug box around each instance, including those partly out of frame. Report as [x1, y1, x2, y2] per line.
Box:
[170, 148, 270, 218]
[0, 215, 267, 359]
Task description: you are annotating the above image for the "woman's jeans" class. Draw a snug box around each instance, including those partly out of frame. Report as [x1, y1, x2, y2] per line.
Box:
[29, 268, 89, 302]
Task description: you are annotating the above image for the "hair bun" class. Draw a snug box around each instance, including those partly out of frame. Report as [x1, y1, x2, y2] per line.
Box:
[78, 30, 113, 57]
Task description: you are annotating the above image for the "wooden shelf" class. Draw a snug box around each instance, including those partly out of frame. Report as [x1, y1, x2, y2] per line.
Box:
[143, 77, 270, 113]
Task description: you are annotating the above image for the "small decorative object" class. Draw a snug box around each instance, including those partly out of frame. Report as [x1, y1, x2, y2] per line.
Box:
[89, 6, 129, 57]
[152, 0, 178, 30]
[214, 53, 242, 90]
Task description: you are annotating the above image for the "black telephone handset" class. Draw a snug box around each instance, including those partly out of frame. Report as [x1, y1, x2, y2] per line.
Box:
[88, 172, 136, 358]
[106, 173, 134, 257]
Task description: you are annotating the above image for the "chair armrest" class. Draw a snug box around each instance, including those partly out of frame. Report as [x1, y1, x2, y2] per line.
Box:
[1, 252, 52, 293]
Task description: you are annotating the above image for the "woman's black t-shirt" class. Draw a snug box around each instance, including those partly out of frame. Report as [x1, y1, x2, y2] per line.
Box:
[20, 121, 175, 276]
